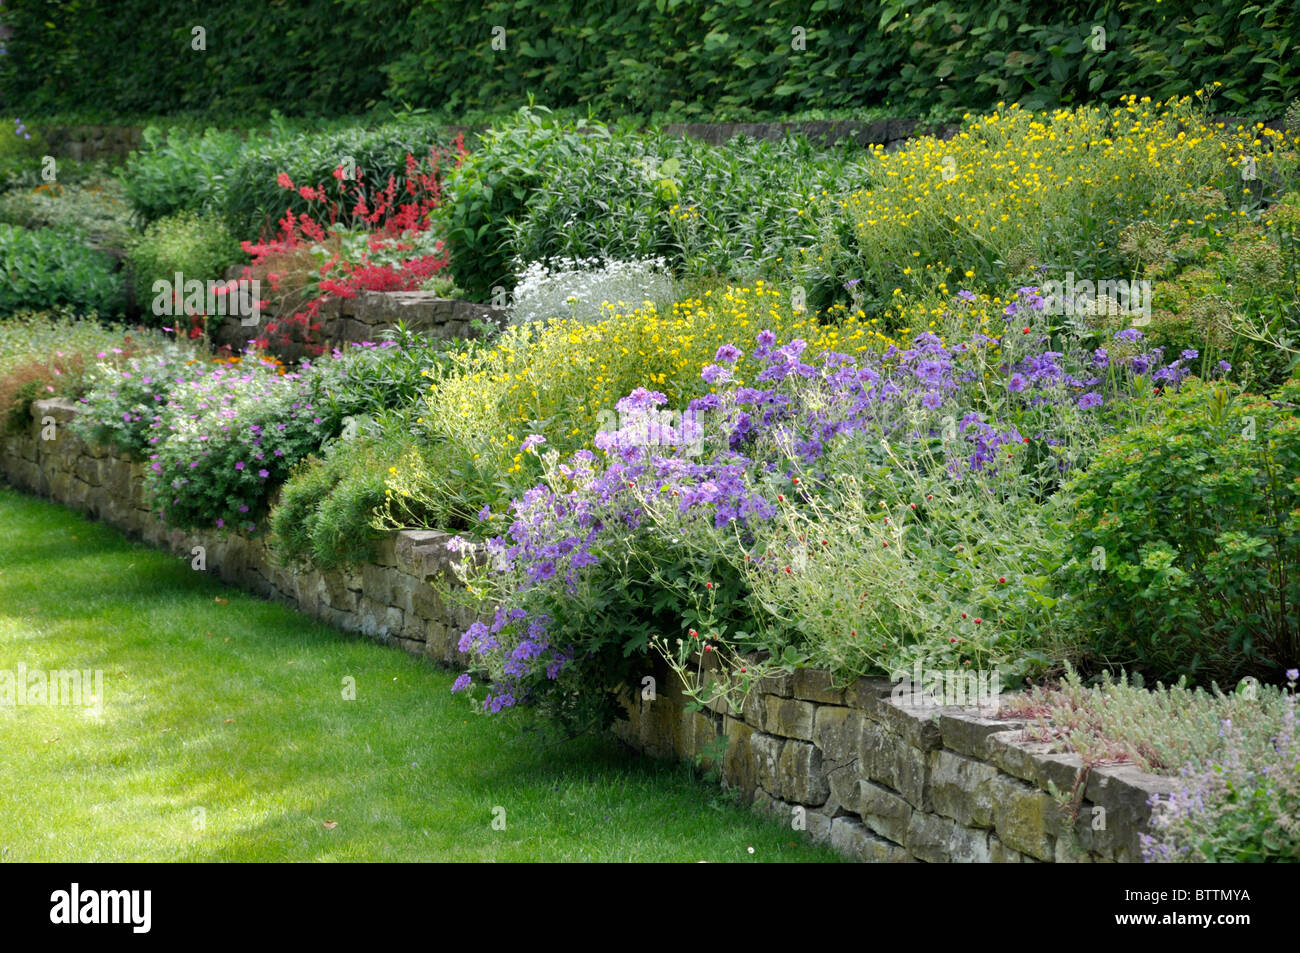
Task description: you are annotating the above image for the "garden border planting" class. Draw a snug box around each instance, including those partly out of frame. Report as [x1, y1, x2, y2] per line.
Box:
[1, 397, 1178, 863]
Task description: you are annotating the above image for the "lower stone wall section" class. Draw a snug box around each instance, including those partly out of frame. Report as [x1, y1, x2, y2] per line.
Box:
[2, 398, 481, 668]
[613, 657, 1177, 862]
[3, 398, 1176, 862]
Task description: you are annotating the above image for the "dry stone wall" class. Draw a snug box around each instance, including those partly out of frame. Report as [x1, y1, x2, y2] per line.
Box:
[39, 125, 145, 161]
[2, 398, 1176, 862]
[1, 398, 481, 667]
[210, 288, 502, 362]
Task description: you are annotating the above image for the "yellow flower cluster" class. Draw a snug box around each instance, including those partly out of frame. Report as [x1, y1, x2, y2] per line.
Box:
[417, 283, 899, 481]
[807, 93, 1292, 296]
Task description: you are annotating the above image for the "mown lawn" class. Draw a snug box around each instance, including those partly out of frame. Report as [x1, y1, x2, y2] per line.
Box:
[0, 487, 841, 862]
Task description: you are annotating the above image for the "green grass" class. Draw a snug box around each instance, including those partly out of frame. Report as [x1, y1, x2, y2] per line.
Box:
[0, 487, 841, 861]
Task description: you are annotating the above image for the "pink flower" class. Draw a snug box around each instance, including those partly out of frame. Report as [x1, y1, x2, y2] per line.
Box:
[277, 172, 294, 190]
[235, 461, 245, 470]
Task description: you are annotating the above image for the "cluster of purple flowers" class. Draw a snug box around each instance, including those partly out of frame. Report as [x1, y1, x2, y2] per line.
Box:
[454, 320, 1208, 712]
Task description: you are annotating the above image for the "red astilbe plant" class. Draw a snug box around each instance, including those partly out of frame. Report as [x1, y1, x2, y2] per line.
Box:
[239, 135, 465, 357]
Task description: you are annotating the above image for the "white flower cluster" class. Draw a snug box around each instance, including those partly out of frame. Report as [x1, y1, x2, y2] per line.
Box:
[507, 257, 677, 326]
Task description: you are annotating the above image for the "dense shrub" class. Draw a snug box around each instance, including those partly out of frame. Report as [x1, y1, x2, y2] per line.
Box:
[0, 2, 391, 117]
[431, 107, 601, 301]
[378, 1, 1300, 118]
[272, 426, 419, 572]
[1065, 375, 1300, 685]
[0, 224, 125, 316]
[222, 119, 457, 241]
[121, 126, 247, 224]
[509, 131, 849, 285]
[5, 2, 1300, 121]
[126, 212, 244, 321]
[142, 356, 336, 532]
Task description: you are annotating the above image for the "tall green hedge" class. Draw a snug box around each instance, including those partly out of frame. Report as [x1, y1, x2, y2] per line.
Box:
[2, 1, 1297, 119]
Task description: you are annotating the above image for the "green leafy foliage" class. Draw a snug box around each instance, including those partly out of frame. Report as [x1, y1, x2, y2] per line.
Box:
[222, 119, 455, 240]
[0, 1, 391, 117]
[122, 126, 247, 224]
[272, 427, 409, 572]
[10, 4, 1294, 125]
[510, 130, 851, 284]
[430, 107, 603, 301]
[0, 224, 125, 316]
[1065, 376, 1300, 684]
[125, 212, 244, 320]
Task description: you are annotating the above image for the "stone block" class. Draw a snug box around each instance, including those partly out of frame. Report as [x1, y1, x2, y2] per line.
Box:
[830, 817, 912, 863]
[360, 562, 396, 605]
[721, 718, 757, 797]
[906, 811, 991, 863]
[844, 676, 893, 711]
[858, 719, 931, 811]
[791, 668, 844, 704]
[988, 834, 1029, 863]
[812, 705, 861, 765]
[929, 749, 1000, 828]
[991, 774, 1058, 861]
[986, 732, 1059, 784]
[857, 779, 913, 846]
[776, 739, 828, 806]
[804, 809, 834, 846]
[1035, 751, 1087, 798]
[741, 690, 766, 730]
[390, 571, 417, 617]
[938, 713, 1026, 760]
[762, 695, 816, 740]
[395, 529, 455, 577]
[869, 694, 945, 751]
[691, 709, 724, 773]
[756, 672, 793, 697]
[1084, 764, 1180, 861]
